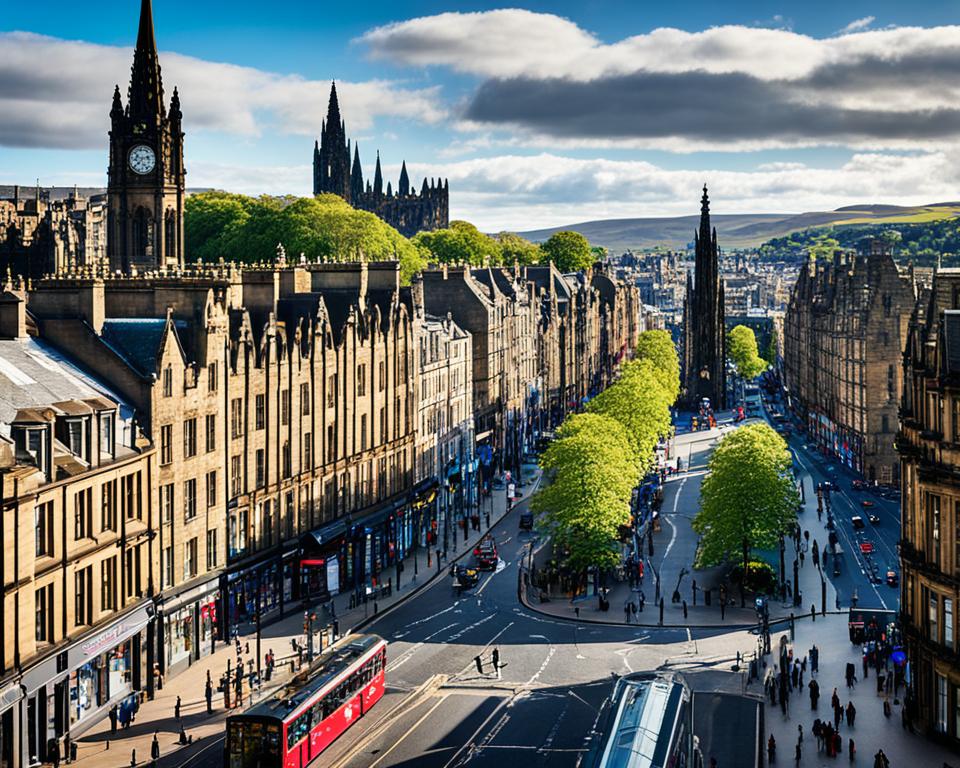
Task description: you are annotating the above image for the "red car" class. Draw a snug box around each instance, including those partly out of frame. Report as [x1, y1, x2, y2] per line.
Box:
[473, 536, 498, 570]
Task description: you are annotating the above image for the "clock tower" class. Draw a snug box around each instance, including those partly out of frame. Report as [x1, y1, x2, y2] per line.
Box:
[107, 0, 185, 272]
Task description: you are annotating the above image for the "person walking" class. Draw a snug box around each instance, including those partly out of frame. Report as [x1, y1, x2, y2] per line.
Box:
[831, 688, 840, 711]
[109, 705, 118, 734]
[809, 678, 820, 709]
[848, 738, 856, 762]
[175, 695, 182, 720]
[811, 644, 819, 673]
[873, 749, 889, 768]
[151, 731, 160, 766]
[768, 735, 776, 763]
[492, 647, 501, 680]
[205, 678, 214, 714]
[794, 741, 801, 764]
[624, 600, 631, 624]
[48, 738, 60, 768]
[846, 701, 856, 728]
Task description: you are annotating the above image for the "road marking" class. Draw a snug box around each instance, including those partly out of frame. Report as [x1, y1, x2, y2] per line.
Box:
[387, 622, 460, 672]
[401, 602, 460, 630]
[447, 612, 496, 642]
[615, 647, 635, 673]
[525, 639, 557, 687]
[367, 694, 449, 768]
[443, 697, 513, 768]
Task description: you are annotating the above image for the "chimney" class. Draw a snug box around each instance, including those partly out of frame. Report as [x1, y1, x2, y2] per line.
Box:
[78, 280, 105, 335]
[0, 292, 27, 340]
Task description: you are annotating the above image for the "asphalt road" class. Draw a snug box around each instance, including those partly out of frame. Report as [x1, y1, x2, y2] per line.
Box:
[766, 402, 901, 612]
[189, 481, 758, 768]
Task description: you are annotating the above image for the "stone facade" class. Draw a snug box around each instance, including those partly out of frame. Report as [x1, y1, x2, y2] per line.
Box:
[0, 188, 106, 279]
[783, 239, 917, 484]
[898, 268, 960, 747]
[313, 83, 448, 237]
[683, 187, 726, 408]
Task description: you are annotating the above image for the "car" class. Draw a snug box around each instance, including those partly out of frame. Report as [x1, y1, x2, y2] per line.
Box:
[868, 513, 880, 525]
[861, 499, 875, 509]
[851, 515, 865, 530]
[473, 536, 498, 570]
[450, 563, 480, 590]
[886, 567, 899, 587]
[823, 481, 838, 491]
[851, 480, 868, 491]
[519, 511, 534, 531]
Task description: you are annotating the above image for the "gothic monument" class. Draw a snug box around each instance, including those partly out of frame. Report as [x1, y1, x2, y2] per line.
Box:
[683, 186, 726, 408]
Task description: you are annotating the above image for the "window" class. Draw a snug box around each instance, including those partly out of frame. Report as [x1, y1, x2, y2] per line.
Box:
[161, 483, 174, 524]
[99, 414, 114, 457]
[101, 557, 117, 612]
[183, 478, 197, 521]
[929, 493, 942, 567]
[281, 390, 290, 426]
[160, 424, 173, 465]
[327, 374, 337, 408]
[101, 481, 116, 532]
[954, 397, 960, 443]
[162, 366, 173, 397]
[183, 417, 197, 458]
[255, 394, 265, 431]
[303, 432, 312, 470]
[301, 383, 310, 415]
[184, 538, 198, 580]
[35, 584, 52, 642]
[327, 424, 336, 462]
[35, 501, 53, 557]
[378, 361, 385, 391]
[163, 545, 173, 588]
[74, 488, 92, 540]
[206, 470, 217, 508]
[231, 398, 243, 439]
[937, 674, 948, 733]
[205, 414, 216, 453]
[946, 598, 954, 649]
[75, 566, 92, 626]
[361, 414, 367, 451]
[256, 449, 265, 488]
[122, 473, 140, 520]
[379, 407, 386, 444]
[208, 361, 218, 392]
[930, 593, 940, 643]
[206, 529, 218, 569]
[125, 542, 142, 597]
[357, 364, 366, 396]
[231, 455, 242, 497]
[282, 442, 292, 478]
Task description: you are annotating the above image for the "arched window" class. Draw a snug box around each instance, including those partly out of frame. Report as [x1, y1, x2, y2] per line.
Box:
[164, 210, 176, 260]
[132, 207, 154, 260]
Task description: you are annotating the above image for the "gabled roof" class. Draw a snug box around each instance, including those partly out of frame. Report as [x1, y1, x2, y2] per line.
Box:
[100, 318, 186, 377]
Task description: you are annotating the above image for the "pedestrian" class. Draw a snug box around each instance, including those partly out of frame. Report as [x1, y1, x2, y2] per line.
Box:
[795, 742, 801, 764]
[624, 600, 631, 624]
[797, 724, 803, 743]
[151, 731, 160, 766]
[205, 678, 214, 714]
[48, 738, 60, 768]
[874, 749, 889, 768]
[846, 701, 856, 728]
[492, 647, 500, 674]
[883, 699, 891, 718]
[768, 735, 776, 763]
[834, 702, 843, 730]
[791, 663, 799, 689]
[474, 655, 484, 675]
[109, 705, 118, 734]
[832, 688, 840, 711]
[175, 694, 181, 720]
[811, 603, 816, 622]
[809, 678, 820, 709]
[682, 600, 688, 620]
[813, 719, 822, 751]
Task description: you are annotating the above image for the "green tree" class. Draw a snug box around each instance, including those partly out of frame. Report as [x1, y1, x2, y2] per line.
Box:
[727, 325, 768, 380]
[634, 329, 680, 404]
[495, 232, 542, 265]
[413, 221, 503, 266]
[692, 423, 799, 606]
[532, 413, 637, 572]
[762, 327, 778, 366]
[541, 231, 594, 273]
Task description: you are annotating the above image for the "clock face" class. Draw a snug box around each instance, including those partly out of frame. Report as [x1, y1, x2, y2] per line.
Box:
[128, 144, 156, 175]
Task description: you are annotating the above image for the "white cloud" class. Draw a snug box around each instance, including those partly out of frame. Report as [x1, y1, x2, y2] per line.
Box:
[838, 16, 876, 35]
[0, 32, 445, 149]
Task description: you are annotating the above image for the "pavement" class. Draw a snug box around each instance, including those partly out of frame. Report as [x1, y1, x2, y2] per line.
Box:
[65, 462, 542, 768]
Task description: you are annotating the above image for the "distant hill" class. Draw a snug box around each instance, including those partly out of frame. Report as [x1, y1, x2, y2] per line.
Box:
[517, 203, 960, 251]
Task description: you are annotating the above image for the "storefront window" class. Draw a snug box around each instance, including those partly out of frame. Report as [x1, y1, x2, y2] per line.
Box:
[167, 606, 194, 667]
[107, 642, 131, 698]
[283, 565, 293, 603]
[69, 660, 100, 725]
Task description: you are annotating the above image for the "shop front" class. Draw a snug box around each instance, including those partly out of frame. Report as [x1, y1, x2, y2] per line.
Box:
[18, 602, 153, 766]
[299, 519, 349, 602]
[158, 575, 221, 678]
[0, 682, 22, 768]
[225, 549, 299, 637]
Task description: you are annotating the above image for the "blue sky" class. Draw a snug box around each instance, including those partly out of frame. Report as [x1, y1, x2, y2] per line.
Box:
[4, 1, 960, 230]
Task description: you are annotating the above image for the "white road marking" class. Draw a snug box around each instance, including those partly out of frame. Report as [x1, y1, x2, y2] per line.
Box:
[367, 694, 449, 768]
[387, 622, 460, 672]
[447, 612, 496, 642]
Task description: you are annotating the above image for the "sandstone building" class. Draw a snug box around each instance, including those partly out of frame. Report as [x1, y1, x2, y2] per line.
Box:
[783, 239, 917, 483]
[313, 83, 448, 237]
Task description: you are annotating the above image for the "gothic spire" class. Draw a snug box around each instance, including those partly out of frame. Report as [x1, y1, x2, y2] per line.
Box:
[326, 81, 342, 131]
[373, 151, 383, 196]
[111, 84, 124, 119]
[127, 0, 165, 120]
[351, 143, 364, 201]
[699, 184, 711, 243]
[399, 161, 409, 196]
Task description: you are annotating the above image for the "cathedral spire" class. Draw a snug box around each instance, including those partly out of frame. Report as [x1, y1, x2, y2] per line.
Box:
[127, 0, 165, 120]
[699, 184, 711, 243]
[326, 81, 342, 131]
[373, 151, 383, 197]
[351, 143, 364, 201]
[399, 161, 409, 196]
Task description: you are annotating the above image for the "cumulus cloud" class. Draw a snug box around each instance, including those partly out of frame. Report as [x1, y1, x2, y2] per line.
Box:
[0, 32, 445, 149]
[838, 16, 876, 35]
[360, 11, 960, 149]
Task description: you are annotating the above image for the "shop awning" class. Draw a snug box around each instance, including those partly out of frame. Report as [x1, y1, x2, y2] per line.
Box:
[352, 497, 406, 532]
[304, 518, 349, 549]
[411, 476, 440, 498]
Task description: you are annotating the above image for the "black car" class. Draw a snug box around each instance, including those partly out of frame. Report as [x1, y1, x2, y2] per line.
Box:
[450, 564, 480, 590]
[519, 511, 534, 531]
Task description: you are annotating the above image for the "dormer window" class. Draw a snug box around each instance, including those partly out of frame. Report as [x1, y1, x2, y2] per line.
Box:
[13, 425, 49, 478]
[100, 412, 115, 459]
[65, 419, 84, 458]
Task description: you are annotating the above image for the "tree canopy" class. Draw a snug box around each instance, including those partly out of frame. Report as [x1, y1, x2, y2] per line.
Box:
[634, 329, 680, 405]
[532, 413, 638, 571]
[727, 325, 768, 380]
[692, 423, 799, 599]
[413, 222, 542, 267]
[184, 191, 427, 283]
[540, 231, 594, 273]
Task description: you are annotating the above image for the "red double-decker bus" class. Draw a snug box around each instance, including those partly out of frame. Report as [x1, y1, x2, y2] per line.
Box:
[225, 634, 387, 768]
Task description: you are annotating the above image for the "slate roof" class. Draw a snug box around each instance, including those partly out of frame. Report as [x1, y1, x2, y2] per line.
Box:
[0, 337, 131, 437]
[100, 318, 185, 377]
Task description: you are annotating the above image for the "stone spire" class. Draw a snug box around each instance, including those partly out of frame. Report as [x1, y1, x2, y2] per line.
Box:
[127, 0, 165, 120]
[373, 151, 383, 197]
[351, 143, 364, 201]
[399, 161, 410, 196]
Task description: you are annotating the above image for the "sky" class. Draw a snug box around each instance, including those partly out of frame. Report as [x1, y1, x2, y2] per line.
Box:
[4, 1, 960, 231]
